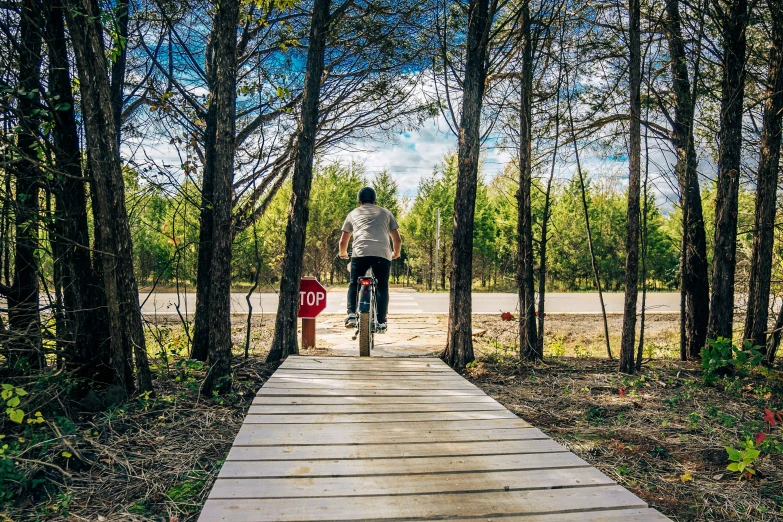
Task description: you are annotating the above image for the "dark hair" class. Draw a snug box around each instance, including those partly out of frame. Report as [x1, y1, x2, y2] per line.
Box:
[357, 186, 377, 203]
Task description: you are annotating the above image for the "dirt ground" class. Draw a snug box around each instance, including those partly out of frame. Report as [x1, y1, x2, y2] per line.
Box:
[473, 313, 682, 359]
[2, 314, 781, 521]
[468, 316, 783, 521]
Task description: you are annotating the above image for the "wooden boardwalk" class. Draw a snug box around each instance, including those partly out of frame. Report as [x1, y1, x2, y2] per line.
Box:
[199, 356, 670, 521]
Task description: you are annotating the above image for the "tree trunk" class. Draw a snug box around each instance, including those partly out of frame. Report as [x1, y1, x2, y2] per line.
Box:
[201, 0, 240, 395]
[517, 3, 538, 361]
[708, 0, 748, 342]
[766, 303, 783, 363]
[441, 0, 494, 371]
[665, 0, 709, 358]
[637, 104, 651, 371]
[191, 13, 221, 362]
[110, 0, 129, 145]
[744, 1, 783, 356]
[267, 0, 332, 362]
[620, 0, 641, 374]
[64, 0, 153, 394]
[43, 0, 112, 383]
[537, 63, 561, 358]
[8, 0, 43, 370]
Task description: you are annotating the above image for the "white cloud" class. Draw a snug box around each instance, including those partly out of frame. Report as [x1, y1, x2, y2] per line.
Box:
[323, 112, 515, 197]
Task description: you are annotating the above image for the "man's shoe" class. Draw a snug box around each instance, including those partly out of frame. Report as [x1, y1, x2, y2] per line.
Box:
[345, 313, 358, 328]
[375, 322, 387, 333]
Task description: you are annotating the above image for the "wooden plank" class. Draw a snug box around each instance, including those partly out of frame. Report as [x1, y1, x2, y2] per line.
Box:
[255, 388, 486, 396]
[284, 356, 445, 363]
[265, 376, 468, 384]
[218, 451, 589, 478]
[270, 371, 466, 380]
[247, 401, 507, 413]
[281, 360, 448, 369]
[281, 359, 452, 367]
[233, 425, 546, 446]
[280, 362, 451, 371]
[251, 395, 499, 405]
[197, 485, 647, 521]
[208, 467, 614, 498]
[273, 367, 455, 374]
[277, 366, 454, 374]
[226, 439, 562, 461]
[200, 356, 669, 522]
[262, 378, 477, 390]
[243, 410, 519, 423]
[426, 509, 671, 522]
[242, 418, 529, 431]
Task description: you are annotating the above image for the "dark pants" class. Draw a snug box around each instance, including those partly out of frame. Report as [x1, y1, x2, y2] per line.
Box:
[347, 256, 391, 323]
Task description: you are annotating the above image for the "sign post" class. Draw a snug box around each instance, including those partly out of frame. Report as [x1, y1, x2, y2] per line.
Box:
[298, 277, 327, 349]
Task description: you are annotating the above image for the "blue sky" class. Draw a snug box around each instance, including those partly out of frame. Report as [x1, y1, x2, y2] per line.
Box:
[323, 114, 513, 198]
[124, 106, 685, 213]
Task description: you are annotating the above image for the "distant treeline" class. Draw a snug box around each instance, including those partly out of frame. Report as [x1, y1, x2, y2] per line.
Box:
[124, 153, 767, 294]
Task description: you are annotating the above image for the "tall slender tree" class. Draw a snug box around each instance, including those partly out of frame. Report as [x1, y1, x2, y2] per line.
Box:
[744, 0, 783, 355]
[110, 0, 130, 146]
[200, 0, 241, 394]
[708, 0, 749, 341]
[267, 0, 334, 362]
[517, 2, 538, 361]
[64, 0, 153, 394]
[42, 0, 111, 381]
[441, 0, 497, 370]
[664, 0, 709, 358]
[620, 0, 642, 373]
[7, 0, 43, 369]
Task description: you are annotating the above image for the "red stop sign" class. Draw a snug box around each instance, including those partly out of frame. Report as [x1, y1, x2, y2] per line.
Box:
[297, 277, 327, 318]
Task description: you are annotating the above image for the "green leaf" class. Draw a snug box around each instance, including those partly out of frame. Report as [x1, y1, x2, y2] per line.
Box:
[744, 449, 760, 461]
[1, 390, 11, 401]
[725, 446, 742, 462]
[14, 388, 27, 396]
[1, 384, 13, 391]
[6, 396, 20, 408]
[727, 462, 740, 471]
[61, 451, 72, 459]
[8, 409, 24, 424]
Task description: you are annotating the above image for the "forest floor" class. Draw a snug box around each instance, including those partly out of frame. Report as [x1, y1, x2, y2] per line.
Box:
[1, 315, 781, 521]
[469, 318, 783, 521]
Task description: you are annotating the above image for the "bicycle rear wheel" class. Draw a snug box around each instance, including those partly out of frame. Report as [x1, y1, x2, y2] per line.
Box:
[359, 312, 371, 356]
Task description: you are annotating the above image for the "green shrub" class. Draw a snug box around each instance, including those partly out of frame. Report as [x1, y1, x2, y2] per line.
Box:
[701, 338, 763, 384]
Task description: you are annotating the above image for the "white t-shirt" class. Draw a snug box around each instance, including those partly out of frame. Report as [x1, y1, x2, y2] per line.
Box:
[341, 205, 399, 260]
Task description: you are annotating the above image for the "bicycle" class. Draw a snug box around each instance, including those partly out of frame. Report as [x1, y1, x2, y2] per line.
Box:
[342, 252, 377, 356]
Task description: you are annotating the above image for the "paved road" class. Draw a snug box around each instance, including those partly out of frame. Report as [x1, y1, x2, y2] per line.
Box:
[141, 290, 681, 316]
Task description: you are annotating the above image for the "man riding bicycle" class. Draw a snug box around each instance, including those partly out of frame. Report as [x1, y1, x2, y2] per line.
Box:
[339, 186, 402, 333]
